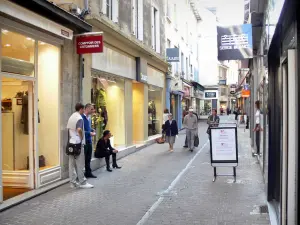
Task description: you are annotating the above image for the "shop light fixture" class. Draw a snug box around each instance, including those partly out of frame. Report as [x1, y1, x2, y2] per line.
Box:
[107, 78, 116, 83]
[26, 37, 32, 40]
[2, 30, 8, 34]
[149, 89, 156, 91]
[4, 44, 11, 47]
[40, 42, 45, 45]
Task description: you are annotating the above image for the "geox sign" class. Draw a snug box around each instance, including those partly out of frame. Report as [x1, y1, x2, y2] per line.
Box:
[166, 48, 180, 62]
[217, 24, 253, 60]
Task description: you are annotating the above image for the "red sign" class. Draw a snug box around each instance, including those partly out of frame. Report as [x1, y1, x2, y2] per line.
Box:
[241, 89, 250, 98]
[76, 35, 103, 54]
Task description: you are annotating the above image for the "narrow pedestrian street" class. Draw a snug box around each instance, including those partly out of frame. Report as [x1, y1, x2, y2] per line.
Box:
[0, 116, 269, 225]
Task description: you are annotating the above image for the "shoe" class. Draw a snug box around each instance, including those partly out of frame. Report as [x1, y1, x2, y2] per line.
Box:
[183, 145, 188, 148]
[190, 149, 194, 152]
[70, 183, 78, 188]
[85, 173, 97, 178]
[113, 165, 122, 169]
[107, 168, 113, 172]
[79, 183, 94, 189]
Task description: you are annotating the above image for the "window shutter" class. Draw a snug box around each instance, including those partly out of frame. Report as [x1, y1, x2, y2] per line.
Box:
[132, 0, 137, 35]
[155, 10, 160, 53]
[112, 0, 119, 23]
[137, 0, 144, 41]
[101, 0, 107, 15]
[151, 6, 155, 49]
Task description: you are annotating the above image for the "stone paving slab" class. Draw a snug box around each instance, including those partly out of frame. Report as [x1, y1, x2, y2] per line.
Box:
[0, 116, 270, 225]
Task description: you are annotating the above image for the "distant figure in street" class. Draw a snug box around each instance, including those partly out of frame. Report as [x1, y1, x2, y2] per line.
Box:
[95, 130, 122, 172]
[82, 103, 97, 178]
[234, 107, 239, 120]
[183, 108, 198, 152]
[207, 109, 220, 141]
[67, 103, 94, 189]
[163, 114, 178, 152]
[227, 107, 230, 115]
[183, 110, 199, 148]
[253, 101, 262, 156]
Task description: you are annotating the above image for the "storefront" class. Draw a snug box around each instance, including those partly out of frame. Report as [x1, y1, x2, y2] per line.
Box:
[199, 89, 219, 119]
[191, 82, 205, 118]
[0, 0, 92, 203]
[170, 77, 183, 129]
[182, 81, 192, 121]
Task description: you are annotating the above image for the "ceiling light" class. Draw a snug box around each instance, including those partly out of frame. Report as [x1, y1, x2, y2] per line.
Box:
[4, 44, 11, 47]
[40, 42, 45, 45]
[107, 79, 116, 83]
[2, 30, 8, 34]
[26, 37, 31, 40]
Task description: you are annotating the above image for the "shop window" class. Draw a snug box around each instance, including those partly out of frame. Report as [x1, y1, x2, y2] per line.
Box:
[200, 100, 212, 116]
[1, 77, 33, 200]
[37, 41, 60, 170]
[148, 85, 162, 136]
[91, 76, 125, 148]
[1, 30, 35, 76]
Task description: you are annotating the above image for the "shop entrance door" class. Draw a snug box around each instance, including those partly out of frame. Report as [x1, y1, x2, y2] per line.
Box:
[0, 75, 35, 202]
[281, 49, 297, 225]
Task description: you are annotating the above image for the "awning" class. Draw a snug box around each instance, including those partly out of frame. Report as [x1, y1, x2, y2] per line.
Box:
[8, 0, 92, 33]
[191, 81, 205, 92]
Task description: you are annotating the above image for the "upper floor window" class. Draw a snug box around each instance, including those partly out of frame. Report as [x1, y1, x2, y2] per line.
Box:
[132, 0, 144, 41]
[151, 6, 160, 53]
[102, 0, 119, 23]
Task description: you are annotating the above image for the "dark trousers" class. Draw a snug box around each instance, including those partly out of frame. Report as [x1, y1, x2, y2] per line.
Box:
[84, 143, 93, 175]
[255, 125, 261, 154]
[105, 151, 117, 169]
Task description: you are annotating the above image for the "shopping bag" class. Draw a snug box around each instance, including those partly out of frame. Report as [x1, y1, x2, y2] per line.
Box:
[194, 135, 199, 147]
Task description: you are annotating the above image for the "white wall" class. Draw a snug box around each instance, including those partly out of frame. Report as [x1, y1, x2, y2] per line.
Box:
[165, 0, 199, 81]
[227, 60, 239, 85]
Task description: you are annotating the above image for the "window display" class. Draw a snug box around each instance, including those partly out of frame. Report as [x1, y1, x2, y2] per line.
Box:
[91, 76, 125, 148]
[1, 30, 35, 76]
[200, 100, 212, 116]
[148, 86, 162, 136]
[37, 41, 60, 170]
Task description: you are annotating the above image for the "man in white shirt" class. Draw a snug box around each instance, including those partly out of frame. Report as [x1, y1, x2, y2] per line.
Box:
[67, 103, 94, 189]
[183, 108, 198, 152]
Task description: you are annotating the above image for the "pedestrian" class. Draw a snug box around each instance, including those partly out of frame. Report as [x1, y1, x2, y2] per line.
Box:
[162, 108, 170, 140]
[183, 108, 198, 152]
[163, 113, 178, 152]
[67, 103, 94, 189]
[207, 109, 220, 141]
[183, 109, 198, 148]
[95, 130, 122, 172]
[253, 100, 262, 156]
[82, 103, 97, 178]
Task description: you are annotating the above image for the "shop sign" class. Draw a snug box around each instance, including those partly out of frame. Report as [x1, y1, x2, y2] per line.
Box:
[217, 24, 253, 60]
[76, 35, 103, 54]
[205, 92, 217, 98]
[136, 57, 148, 83]
[241, 89, 250, 97]
[183, 86, 190, 98]
[219, 80, 227, 85]
[166, 48, 180, 62]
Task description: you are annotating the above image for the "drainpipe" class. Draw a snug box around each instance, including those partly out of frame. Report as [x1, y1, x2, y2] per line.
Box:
[79, 55, 84, 103]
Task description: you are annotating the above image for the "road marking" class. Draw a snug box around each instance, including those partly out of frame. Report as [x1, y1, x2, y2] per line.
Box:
[136, 141, 209, 225]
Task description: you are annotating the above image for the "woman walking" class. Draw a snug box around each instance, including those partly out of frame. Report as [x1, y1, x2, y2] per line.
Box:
[253, 100, 262, 156]
[163, 114, 178, 152]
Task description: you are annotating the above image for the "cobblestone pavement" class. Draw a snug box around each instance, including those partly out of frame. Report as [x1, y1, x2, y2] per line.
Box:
[0, 116, 269, 225]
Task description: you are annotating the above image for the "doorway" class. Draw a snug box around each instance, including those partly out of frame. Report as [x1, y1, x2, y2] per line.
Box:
[1, 76, 35, 201]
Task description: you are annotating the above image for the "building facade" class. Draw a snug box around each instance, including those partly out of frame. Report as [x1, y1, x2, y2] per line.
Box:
[165, 0, 203, 128]
[247, 0, 299, 224]
[0, 0, 92, 203]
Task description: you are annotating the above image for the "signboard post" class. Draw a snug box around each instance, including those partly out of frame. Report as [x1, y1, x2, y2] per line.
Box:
[210, 124, 238, 182]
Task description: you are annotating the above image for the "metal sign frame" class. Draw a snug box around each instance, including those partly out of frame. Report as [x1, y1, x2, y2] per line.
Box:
[209, 124, 238, 182]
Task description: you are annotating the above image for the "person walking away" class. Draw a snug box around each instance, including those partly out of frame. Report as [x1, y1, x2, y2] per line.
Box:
[207, 109, 220, 141]
[183, 110, 198, 148]
[67, 103, 94, 189]
[82, 103, 97, 178]
[253, 101, 262, 156]
[183, 108, 198, 152]
[162, 109, 170, 140]
[163, 114, 178, 152]
[95, 130, 122, 172]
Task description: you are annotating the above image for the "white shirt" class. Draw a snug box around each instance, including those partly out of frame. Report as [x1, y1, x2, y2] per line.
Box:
[67, 112, 85, 144]
[255, 109, 261, 124]
[163, 113, 169, 124]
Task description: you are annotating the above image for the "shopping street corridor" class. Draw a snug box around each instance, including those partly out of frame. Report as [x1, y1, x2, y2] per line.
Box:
[0, 116, 270, 225]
